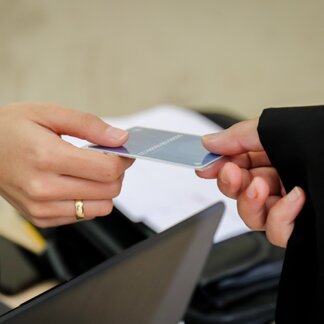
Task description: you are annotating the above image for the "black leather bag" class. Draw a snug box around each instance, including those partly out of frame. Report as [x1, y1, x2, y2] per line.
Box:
[185, 231, 284, 324]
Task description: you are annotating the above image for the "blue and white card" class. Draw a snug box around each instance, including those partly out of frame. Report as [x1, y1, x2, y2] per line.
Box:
[84, 126, 222, 170]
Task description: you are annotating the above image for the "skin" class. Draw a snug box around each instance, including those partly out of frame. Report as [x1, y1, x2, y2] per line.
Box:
[197, 118, 306, 248]
[0, 103, 134, 227]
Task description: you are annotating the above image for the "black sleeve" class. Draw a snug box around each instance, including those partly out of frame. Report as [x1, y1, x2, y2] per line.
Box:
[257, 106, 324, 323]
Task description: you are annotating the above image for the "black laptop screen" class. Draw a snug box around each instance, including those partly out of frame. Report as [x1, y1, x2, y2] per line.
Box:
[0, 202, 224, 324]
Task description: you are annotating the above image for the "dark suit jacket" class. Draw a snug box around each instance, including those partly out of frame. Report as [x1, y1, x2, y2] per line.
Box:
[258, 106, 324, 323]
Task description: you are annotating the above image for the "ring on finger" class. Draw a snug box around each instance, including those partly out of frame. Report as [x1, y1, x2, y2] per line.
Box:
[74, 200, 86, 221]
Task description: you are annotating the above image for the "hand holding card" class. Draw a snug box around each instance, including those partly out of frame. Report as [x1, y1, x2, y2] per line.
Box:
[83, 126, 222, 170]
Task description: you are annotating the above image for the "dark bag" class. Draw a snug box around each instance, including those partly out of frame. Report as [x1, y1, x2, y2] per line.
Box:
[185, 231, 284, 324]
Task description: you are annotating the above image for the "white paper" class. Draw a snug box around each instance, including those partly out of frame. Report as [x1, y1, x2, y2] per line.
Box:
[63, 105, 249, 242]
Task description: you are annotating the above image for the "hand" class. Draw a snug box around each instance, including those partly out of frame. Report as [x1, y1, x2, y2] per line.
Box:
[0, 103, 134, 227]
[196, 118, 306, 247]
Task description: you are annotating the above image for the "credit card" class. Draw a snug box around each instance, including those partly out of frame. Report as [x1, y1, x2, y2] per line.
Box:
[84, 126, 222, 170]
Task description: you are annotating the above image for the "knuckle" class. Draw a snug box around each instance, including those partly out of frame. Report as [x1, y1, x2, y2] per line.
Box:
[109, 180, 123, 198]
[26, 179, 50, 200]
[102, 159, 123, 182]
[105, 201, 114, 215]
[265, 230, 279, 247]
[26, 203, 47, 220]
[267, 207, 285, 225]
[237, 202, 254, 229]
[79, 112, 99, 130]
[31, 218, 47, 228]
[31, 145, 56, 171]
[217, 180, 238, 200]
[241, 218, 255, 231]
[97, 200, 113, 216]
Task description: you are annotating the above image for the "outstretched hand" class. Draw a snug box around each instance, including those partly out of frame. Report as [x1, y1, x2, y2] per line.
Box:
[197, 118, 305, 247]
[0, 103, 134, 227]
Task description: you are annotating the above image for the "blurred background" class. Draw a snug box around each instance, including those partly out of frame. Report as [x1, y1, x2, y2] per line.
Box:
[1, 0, 324, 119]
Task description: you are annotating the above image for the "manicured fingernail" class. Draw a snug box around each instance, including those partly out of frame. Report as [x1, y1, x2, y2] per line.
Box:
[246, 181, 257, 199]
[106, 127, 128, 140]
[286, 186, 301, 202]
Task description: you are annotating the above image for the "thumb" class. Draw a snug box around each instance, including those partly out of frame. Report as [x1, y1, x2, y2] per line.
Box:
[202, 118, 263, 155]
[36, 105, 128, 147]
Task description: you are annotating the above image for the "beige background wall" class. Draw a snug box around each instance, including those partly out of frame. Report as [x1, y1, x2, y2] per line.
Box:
[1, 0, 324, 119]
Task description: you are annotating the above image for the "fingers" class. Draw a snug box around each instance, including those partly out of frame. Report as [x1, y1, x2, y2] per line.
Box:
[216, 162, 244, 199]
[197, 151, 271, 179]
[3, 165, 127, 228]
[0, 103, 135, 229]
[211, 162, 282, 200]
[21, 174, 125, 201]
[62, 148, 134, 182]
[33, 138, 134, 182]
[237, 177, 271, 230]
[202, 159, 305, 248]
[196, 156, 231, 179]
[2, 186, 116, 227]
[202, 118, 263, 155]
[197, 116, 306, 249]
[24, 199, 114, 228]
[265, 186, 305, 247]
[237, 179, 305, 248]
[31, 104, 129, 147]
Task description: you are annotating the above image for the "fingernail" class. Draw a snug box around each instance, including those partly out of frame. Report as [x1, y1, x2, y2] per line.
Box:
[106, 127, 128, 140]
[219, 170, 230, 185]
[246, 181, 257, 199]
[203, 133, 218, 143]
[286, 186, 301, 202]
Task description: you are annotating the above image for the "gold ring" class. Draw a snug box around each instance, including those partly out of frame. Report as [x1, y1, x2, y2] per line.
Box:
[75, 200, 85, 221]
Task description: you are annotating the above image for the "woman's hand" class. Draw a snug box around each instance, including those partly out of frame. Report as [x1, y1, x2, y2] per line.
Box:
[197, 118, 306, 247]
[0, 103, 134, 227]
